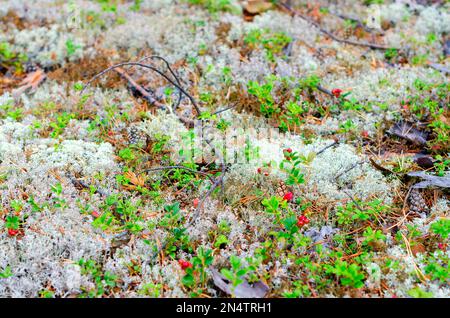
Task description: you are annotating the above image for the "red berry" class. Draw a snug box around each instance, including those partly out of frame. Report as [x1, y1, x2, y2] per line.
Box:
[283, 192, 294, 202]
[361, 130, 369, 138]
[438, 243, 446, 251]
[257, 167, 262, 174]
[297, 215, 309, 227]
[264, 172, 269, 176]
[193, 198, 199, 209]
[178, 260, 193, 270]
[91, 211, 100, 218]
[8, 228, 19, 236]
[285, 148, 293, 153]
[331, 88, 342, 98]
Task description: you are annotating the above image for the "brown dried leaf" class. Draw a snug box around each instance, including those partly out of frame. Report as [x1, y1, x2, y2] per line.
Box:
[244, 0, 274, 14]
[411, 242, 426, 256]
[19, 68, 46, 90]
[12, 68, 46, 98]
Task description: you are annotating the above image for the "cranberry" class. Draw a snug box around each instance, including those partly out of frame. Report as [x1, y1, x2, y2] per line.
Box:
[331, 88, 343, 98]
[8, 228, 19, 236]
[257, 167, 262, 174]
[193, 198, 199, 209]
[285, 148, 293, 153]
[283, 192, 294, 202]
[297, 215, 310, 227]
[91, 211, 100, 218]
[178, 260, 193, 270]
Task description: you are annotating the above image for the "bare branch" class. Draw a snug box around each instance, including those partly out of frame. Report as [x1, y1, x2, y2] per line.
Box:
[278, 1, 394, 50]
[81, 61, 201, 115]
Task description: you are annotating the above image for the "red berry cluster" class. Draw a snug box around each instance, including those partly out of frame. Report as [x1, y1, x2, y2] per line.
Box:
[257, 167, 269, 176]
[331, 88, 343, 98]
[297, 215, 310, 227]
[283, 148, 293, 161]
[178, 260, 193, 270]
[283, 192, 294, 202]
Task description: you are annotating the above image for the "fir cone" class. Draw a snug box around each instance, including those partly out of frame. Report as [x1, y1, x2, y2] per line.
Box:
[408, 188, 429, 214]
[276, 181, 293, 198]
[127, 125, 148, 148]
[175, 190, 190, 209]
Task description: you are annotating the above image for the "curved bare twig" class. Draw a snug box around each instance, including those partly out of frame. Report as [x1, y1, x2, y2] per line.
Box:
[81, 61, 200, 115]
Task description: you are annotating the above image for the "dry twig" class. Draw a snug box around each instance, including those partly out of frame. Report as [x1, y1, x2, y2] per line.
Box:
[278, 2, 393, 50]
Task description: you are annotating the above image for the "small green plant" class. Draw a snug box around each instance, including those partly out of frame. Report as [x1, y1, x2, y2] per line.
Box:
[220, 255, 256, 290]
[384, 48, 398, 61]
[157, 202, 191, 257]
[10, 200, 23, 213]
[0, 266, 13, 279]
[279, 149, 306, 186]
[407, 287, 433, 298]
[247, 77, 277, 117]
[279, 101, 307, 132]
[118, 147, 136, 161]
[181, 247, 214, 297]
[51, 183, 67, 209]
[65, 39, 82, 57]
[7, 108, 24, 121]
[362, 226, 386, 249]
[39, 290, 55, 298]
[5, 215, 20, 231]
[0, 42, 27, 73]
[186, 0, 241, 14]
[298, 75, 321, 92]
[139, 282, 163, 297]
[130, 0, 143, 11]
[244, 28, 292, 62]
[431, 219, 450, 239]
[325, 260, 365, 288]
[336, 199, 390, 226]
[78, 258, 118, 298]
[433, 156, 450, 177]
[50, 112, 76, 138]
[422, 250, 449, 284]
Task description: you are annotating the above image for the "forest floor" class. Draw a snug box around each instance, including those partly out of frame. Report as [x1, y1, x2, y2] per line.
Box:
[0, 0, 449, 298]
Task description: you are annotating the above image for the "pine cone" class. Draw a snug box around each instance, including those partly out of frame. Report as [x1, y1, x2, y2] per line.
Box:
[276, 181, 291, 198]
[127, 125, 148, 148]
[175, 190, 190, 209]
[408, 188, 429, 214]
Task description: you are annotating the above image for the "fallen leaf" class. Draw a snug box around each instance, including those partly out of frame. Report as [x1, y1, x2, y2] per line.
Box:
[408, 171, 450, 189]
[413, 154, 435, 169]
[210, 267, 269, 298]
[444, 38, 450, 57]
[244, 0, 274, 14]
[12, 68, 46, 98]
[123, 171, 146, 187]
[411, 242, 426, 256]
[388, 122, 428, 145]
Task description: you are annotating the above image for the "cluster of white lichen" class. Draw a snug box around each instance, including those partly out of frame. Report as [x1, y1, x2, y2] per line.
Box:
[0, 0, 448, 298]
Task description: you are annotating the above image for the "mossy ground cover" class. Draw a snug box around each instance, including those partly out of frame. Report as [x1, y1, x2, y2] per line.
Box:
[0, 0, 449, 298]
